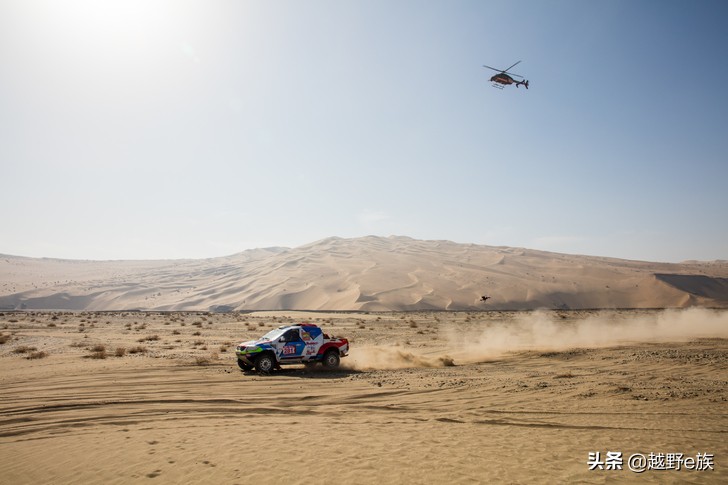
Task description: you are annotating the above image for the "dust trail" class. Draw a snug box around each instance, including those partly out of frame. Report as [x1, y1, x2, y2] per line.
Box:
[345, 308, 728, 370]
[449, 308, 728, 364]
[344, 345, 455, 371]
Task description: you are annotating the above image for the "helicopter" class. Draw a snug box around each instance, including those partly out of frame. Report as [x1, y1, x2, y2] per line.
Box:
[483, 60, 529, 89]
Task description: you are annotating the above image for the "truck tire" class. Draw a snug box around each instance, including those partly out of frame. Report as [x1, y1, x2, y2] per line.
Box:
[255, 353, 275, 374]
[237, 359, 253, 371]
[322, 349, 340, 369]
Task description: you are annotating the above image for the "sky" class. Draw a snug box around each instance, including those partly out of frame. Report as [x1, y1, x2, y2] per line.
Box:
[1, 0, 727, 262]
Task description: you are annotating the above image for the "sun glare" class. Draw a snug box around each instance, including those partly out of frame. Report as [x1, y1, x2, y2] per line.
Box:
[46, 0, 171, 47]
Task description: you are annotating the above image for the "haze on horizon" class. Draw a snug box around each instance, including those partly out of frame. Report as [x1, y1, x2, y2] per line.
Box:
[1, 0, 727, 263]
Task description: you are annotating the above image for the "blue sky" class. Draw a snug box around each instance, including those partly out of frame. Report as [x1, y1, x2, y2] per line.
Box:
[1, 0, 726, 262]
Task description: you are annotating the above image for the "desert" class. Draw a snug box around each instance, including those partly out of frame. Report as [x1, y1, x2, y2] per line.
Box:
[3, 0, 727, 482]
[1, 308, 727, 483]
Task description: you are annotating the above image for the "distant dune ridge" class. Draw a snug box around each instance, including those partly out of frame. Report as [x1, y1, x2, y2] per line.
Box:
[1, 235, 727, 311]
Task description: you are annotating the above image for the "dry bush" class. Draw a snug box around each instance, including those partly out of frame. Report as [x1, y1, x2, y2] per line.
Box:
[128, 346, 147, 354]
[192, 331, 201, 336]
[172, 330, 181, 335]
[138, 335, 160, 342]
[115, 347, 127, 357]
[27, 351, 48, 360]
[0, 334, 10, 345]
[13, 346, 37, 354]
[219, 345, 228, 352]
[194, 356, 210, 366]
[87, 346, 107, 359]
[193, 340, 204, 346]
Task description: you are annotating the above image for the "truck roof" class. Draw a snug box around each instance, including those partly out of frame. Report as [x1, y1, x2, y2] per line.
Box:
[275, 323, 320, 330]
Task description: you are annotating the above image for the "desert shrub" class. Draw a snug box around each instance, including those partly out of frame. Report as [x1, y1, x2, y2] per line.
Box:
[27, 351, 48, 360]
[138, 335, 160, 342]
[172, 330, 181, 335]
[13, 346, 37, 354]
[0, 334, 10, 345]
[128, 346, 147, 354]
[194, 357, 210, 366]
[115, 347, 127, 357]
[86, 345, 107, 359]
[192, 331, 201, 336]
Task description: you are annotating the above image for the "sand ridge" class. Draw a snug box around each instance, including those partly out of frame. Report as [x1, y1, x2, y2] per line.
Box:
[2, 236, 728, 311]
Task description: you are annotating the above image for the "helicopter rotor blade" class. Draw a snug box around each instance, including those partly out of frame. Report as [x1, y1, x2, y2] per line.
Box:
[482, 65, 502, 72]
[503, 60, 522, 73]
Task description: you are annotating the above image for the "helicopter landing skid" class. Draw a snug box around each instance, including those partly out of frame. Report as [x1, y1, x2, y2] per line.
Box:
[491, 83, 504, 89]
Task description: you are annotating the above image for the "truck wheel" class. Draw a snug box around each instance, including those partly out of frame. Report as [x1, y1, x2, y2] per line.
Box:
[255, 353, 275, 374]
[322, 350, 340, 369]
[237, 359, 253, 371]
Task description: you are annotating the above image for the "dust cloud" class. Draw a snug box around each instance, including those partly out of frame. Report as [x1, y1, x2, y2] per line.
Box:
[345, 308, 728, 370]
[344, 346, 455, 370]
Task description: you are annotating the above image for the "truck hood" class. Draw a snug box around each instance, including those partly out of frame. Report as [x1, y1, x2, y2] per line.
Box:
[238, 338, 272, 348]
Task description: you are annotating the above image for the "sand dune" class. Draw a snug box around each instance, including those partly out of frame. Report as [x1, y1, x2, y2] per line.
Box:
[2, 236, 727, 311]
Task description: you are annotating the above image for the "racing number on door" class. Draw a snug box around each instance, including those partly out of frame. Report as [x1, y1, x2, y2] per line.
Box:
[282, 346, 296, 355]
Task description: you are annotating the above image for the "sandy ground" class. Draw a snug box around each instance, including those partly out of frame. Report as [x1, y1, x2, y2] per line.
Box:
[1, 309, 727, 484]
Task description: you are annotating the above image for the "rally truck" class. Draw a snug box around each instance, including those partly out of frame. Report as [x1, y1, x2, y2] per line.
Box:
[235, 323, 349, 373]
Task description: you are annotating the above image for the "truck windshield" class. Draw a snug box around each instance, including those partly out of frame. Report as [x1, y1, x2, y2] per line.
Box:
[260, 328, 286, 341]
